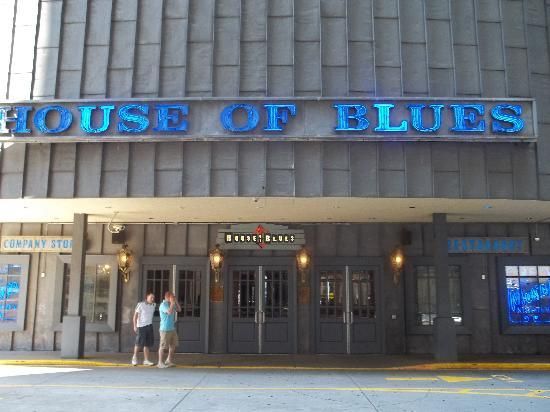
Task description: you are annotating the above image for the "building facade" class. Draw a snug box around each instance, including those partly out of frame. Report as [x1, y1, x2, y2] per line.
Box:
[0, 0, 550, 356]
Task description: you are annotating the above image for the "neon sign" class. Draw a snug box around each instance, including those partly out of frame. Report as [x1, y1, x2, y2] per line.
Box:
[0, 98, 536, 143]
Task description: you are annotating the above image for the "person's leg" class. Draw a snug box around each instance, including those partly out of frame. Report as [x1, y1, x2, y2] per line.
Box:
[133, 345, 140, 357]
[143, 346, 150, 362]
[167, 345, 175, 364]
[158, 332, 165, 366]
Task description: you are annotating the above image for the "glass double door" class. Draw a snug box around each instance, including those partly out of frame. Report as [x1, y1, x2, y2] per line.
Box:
[316, 264, 381, 354]
[227, 260, 296, 354]
[142, 259, 207, 353]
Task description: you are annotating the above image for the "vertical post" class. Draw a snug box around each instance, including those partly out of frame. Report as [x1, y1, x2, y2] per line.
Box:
[432, 213, 457, 361]
[61, 213, 87, 358]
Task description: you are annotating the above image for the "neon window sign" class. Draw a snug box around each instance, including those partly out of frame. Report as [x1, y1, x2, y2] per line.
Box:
[0, 264, 21, 323]
[505, 265, 550, 325]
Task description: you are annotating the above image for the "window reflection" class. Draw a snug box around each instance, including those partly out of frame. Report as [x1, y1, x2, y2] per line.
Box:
[62, 263, 111, 323]
[415, 265, 463, 326]
[0, 264, 22, 323]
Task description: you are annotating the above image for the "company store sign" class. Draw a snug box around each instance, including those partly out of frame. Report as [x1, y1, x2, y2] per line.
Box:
[0, 97, 536, 143]
[1, 236, 72, 253]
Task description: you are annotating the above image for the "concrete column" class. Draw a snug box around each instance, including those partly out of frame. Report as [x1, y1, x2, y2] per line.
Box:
[61, 213, 87, 358]
[432, 213, 457, 361]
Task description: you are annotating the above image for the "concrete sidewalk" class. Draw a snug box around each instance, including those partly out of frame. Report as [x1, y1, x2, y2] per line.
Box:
[1, 351, 550, 371]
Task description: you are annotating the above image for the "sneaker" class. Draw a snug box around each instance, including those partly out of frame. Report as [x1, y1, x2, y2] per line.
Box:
[131, 356, 138, 366]
[157, 362, 168, 369]
[165, 361, 176, 368]
[143, 360, 154, 366]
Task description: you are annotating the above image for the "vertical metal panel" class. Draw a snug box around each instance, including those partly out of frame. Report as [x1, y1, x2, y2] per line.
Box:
[81, 0, 112, 97]
[0, 0, 16, 98]
[108, 0, 138, 97]
[33, 0, 63, 99]
[405, 143, 432, 197]
[347, 0, 374, 96]
[0, 143, 25, 198]
[183, 142, 211, 196]
[459, 145, 487, 198]
[145, 224, 166, 255]
[101, 143, 129, 197]
[75, 143, 102, 197]
[322, 142, 350, 196]
[320, 0, 347, 96]
[238, 142, 266, 196]
[49, 143, 76, 198]
[23, 144, 50, 198]
[267, 0, 294, 96]
[512, 145, 538, 200]
[8, 0, 39, 100]
[160, 0, 188, 97]
[294, 0, 321, 95]
[155, 142, 183, 196]
[350, 142, 377, 196]
[210, 142, 237, 196]
[295, 142, 322, 196]
[133, 0, 163, 97]
[266, 142, 295, 196]
[166, 224, 187, 255]
[316, 225, 337, 256]
[358, 224, 380, 256]
[336, 225, 358, 256]
[240, 0, 267, 95]
[187, 224, 208, 256]
[128, 143, 155, 197]
[57, 0, 88, 98]
[186, 0, 214, 96]
[213, 0, 240, 96]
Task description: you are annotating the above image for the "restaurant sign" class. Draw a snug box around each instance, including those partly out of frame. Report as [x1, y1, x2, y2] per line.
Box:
[448, 237, 529, 254]
[1, 236, 72, 253]
[0, 97, 536, 143]
[217, 224, 305, 250]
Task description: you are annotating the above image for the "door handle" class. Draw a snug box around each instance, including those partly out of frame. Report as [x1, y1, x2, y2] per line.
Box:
[350, 312, 354, 325]
[343, 312, 347, 324]
[255, 312, 258, 323]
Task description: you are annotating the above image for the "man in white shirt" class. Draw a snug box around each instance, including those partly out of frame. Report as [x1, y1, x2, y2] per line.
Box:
[132, 292, 156, 366]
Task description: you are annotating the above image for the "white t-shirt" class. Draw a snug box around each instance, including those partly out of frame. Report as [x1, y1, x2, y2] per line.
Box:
[135, 302, 156, 327]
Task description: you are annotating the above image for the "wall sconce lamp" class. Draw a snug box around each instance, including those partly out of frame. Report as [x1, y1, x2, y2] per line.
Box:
[209, 244, 225, 284]
[390, 247, 405, 285]
[117, 244, 133, 283]
[296, 246, 311, 285]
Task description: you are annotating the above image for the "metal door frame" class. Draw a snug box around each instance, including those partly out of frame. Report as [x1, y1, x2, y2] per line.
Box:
[140, 256, 210, 353]
[225, 257, 297, 354]
[313, 257, 384, 354]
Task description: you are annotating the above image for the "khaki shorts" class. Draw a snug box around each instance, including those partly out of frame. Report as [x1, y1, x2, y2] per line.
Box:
[159, 330, 178, 349]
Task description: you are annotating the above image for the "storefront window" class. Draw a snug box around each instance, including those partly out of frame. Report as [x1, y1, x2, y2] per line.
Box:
[505, 265, 550, 325]
[0, 255, 30, 331]
[62, 263, 112, 323]
[415, 265, 463, 326]
[0, 264, 22, 323]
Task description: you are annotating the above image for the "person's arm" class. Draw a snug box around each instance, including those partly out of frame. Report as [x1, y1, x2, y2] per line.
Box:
[133, 305, 140, 333]
[162, 301, 175, 315]
[174, 299, 182, 313]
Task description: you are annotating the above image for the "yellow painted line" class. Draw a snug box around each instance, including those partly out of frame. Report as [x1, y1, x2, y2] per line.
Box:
[0, 384, 548, 399]
[1, 360, 550, 371]
[386, 377, 439, 381]
[438, 376, 492, 383]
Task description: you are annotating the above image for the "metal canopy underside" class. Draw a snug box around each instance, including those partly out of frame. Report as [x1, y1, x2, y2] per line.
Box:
[0, 197, 548, 224]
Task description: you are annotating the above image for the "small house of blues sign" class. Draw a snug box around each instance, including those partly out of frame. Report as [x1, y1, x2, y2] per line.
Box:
[217, 224, 305, 250]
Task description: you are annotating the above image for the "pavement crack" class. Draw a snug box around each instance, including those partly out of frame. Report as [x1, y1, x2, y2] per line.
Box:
[168, 370, 209, 412]
[346, 373, 380, 412]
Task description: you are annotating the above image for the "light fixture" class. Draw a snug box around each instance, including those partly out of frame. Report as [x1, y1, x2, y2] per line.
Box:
[534, 223, 541, 242]
[209, 244, 225, 284]
[117, 244, 133, 283]
[390, 246, 405, 285]
[296, 246, 311, 285]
